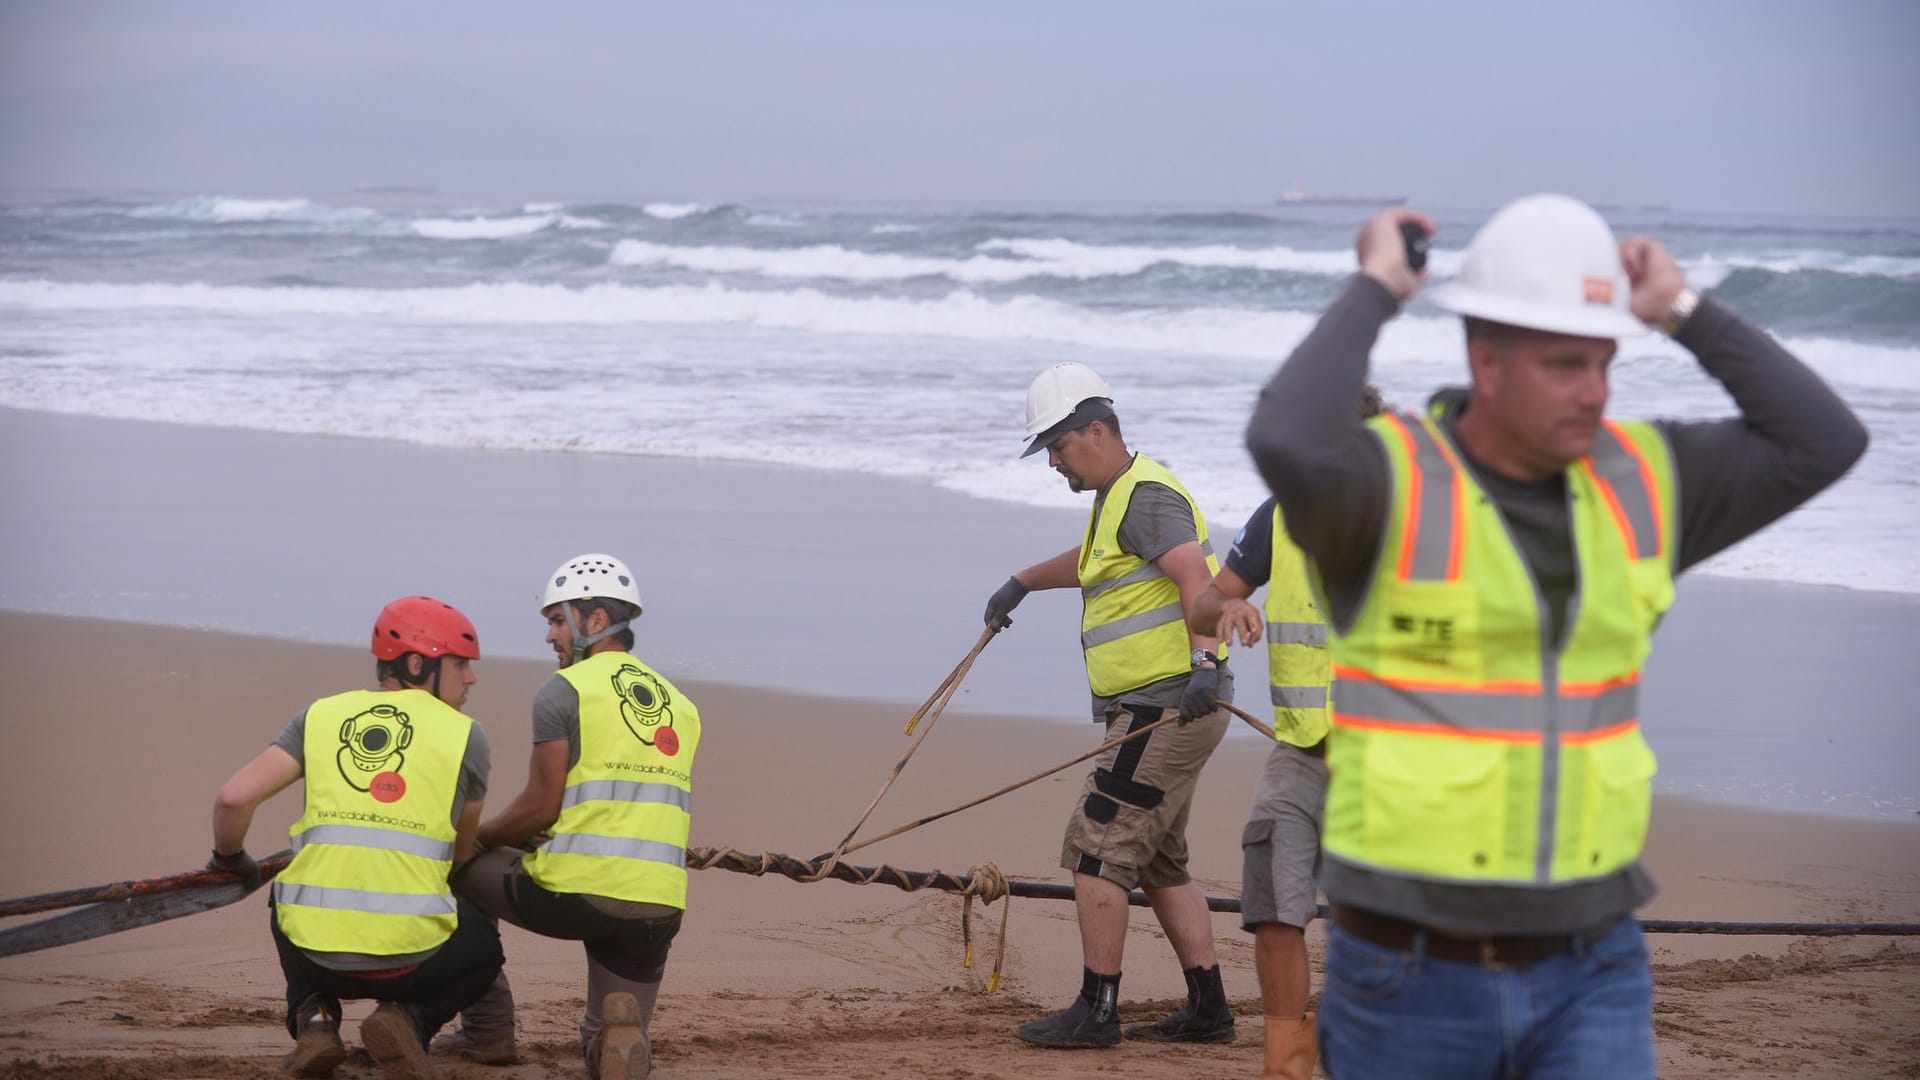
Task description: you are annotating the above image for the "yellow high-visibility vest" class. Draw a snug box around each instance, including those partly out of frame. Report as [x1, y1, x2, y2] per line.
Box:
[1264, 504, 1332, 748]
[273, 689, 470, 956]
[525, 651, 699, 909]
[1079, 454, 1221, 698]
[1321, 412, 1677, 886]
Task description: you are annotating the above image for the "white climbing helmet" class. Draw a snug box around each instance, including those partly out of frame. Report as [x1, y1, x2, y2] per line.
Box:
[1022, 361, 1115, 456]
[1426, 193, 1648, 339]
[541, 552, 643, 614]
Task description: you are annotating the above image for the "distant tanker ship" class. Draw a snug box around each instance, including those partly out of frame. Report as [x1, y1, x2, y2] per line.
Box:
[1275, 185, 1407, 207]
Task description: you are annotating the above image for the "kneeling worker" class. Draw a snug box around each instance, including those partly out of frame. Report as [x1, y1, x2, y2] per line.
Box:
[209, 595, 502, 1079]
[447, 553, 697, 1080]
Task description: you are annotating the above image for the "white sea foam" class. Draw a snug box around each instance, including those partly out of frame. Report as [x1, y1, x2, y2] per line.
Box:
[871, 223, 920, 234]
[747, 213, 804, 228]
[522, 201, 564, 213]
[642, 202, 707, 219]
[1686, 250, 1920, 284]
[410, 214, 556, 240]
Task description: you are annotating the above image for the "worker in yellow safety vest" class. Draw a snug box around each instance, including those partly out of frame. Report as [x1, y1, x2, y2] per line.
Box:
[1188, 384, 1383, 1080]
[1244, 195, 1867, 1079]
[983, 362, 1236, 1050]
[209, 595, 503, 1080]
[444, 553, 696, 1080]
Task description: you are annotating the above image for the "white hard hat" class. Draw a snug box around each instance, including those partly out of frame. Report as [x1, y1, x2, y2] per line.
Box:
[1022, 361, 1115, 457]
[542, 553, 643, 613]
[1427, 194, 1647, 339]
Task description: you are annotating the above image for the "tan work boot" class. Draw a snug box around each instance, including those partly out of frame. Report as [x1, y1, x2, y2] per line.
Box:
[589, 991, 651, 1080]
[430, 971, 518, 1064]
[1262, 1011, 1316, 1080]
[288, 994, 347, 1078]
[360, 1001, 432, 1080]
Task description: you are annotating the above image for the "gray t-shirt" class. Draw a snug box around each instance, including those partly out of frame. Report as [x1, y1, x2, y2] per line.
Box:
[1085, 476, 1236, 720]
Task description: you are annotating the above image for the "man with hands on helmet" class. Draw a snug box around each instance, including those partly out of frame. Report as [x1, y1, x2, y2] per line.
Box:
[1245, 196, 1867, 1079]
[986, 362, 1237, 1051]
[208, 595, 502, 1079]
[443, 553, 698, 1080]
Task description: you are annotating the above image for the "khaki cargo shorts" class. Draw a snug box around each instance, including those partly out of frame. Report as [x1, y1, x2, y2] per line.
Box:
[1060, 702, 1230, 890]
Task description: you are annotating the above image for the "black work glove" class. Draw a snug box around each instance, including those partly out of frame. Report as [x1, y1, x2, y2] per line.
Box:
[1178, 663, 1220, 724]
[984, 576, 1029, 629]
[207, 847, 262, 889]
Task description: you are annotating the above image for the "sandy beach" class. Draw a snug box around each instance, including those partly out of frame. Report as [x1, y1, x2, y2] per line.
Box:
[2, 408, 1917, 1077]
[1, 613, 1916, 1078]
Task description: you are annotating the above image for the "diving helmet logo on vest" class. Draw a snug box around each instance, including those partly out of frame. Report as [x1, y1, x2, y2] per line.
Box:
[337, 704, 413, 803]
[610, 664, 680, 756]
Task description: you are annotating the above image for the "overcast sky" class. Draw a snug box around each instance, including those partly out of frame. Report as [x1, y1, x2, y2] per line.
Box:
[3, 1, 1916, 216]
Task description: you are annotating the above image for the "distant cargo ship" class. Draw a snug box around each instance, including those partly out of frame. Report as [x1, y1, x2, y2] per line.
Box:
[1275, 185, 1407, 207]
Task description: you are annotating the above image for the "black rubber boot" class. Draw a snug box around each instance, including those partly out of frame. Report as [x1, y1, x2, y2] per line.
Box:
[1124, 963, 1236, 1044]
[1016, 968, 1122, 1048]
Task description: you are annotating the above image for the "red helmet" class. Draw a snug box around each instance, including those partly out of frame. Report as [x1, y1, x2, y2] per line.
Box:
[371, 596, 481, 661]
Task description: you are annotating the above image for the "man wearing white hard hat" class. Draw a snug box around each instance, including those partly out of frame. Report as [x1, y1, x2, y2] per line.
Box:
[985, 363, 1238, 1050]
[445, 553, 699, 1080]
[1244, 195, 1867, 1079]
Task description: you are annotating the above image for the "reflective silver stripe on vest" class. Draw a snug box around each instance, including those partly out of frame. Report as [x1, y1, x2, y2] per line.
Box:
[1080, 600, 1184, 650]
[1266, 620, 1329, 645]
[560, 779, 692, 814]
[1081, 560, 1167, 601]
[1332, 679, 1637, 736]
[1588, 425, 1662, 561]
[1080, 538, 1216, 601]
[542, 832, 687, 868]
[289, 824, 456, 862]
[271, 882, 457, 917]
[1399, 419, 1460, 582]
[1270, 684, 1329, 709]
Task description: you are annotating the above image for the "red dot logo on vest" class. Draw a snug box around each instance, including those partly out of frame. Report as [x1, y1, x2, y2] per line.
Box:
[370, 771, 407, 803]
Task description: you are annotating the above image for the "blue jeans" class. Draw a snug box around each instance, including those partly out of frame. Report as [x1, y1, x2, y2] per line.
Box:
[1319, 917, 1655, 1080]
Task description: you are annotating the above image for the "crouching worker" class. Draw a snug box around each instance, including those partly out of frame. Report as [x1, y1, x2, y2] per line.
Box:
[445, 554, 698, 1080]
[208, 596, 503, 1079]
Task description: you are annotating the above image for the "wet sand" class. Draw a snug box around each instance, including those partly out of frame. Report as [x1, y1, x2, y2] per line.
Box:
[1, 615, 1916, 1078]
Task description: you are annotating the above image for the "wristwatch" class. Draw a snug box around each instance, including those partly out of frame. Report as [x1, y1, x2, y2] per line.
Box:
[1190, 648, 1220, 667]
[1659, 287, 1699, 337]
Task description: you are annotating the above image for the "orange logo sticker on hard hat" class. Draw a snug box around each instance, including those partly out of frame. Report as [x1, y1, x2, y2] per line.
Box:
[1583, 277, 1614, 304]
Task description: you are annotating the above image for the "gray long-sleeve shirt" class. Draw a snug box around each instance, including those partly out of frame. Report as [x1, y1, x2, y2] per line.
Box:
[1247, 275, 1868, 935]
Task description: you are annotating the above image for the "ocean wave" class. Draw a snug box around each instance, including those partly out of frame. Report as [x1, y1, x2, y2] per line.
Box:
[607, 236, 1451, 284]
[410, 214, 556, 240]
[1686, 250, 1920, 285]
[129, 196, 379, 227]
[643, 202, 709, 220]
[7, 278, 1914, 395]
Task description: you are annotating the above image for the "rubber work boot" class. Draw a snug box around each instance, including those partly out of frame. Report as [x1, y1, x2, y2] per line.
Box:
[288, 993, 347, 1078]
[429, 971, 518, 1064]
[590, 991, 651, 1080]
[1016, 970, 1121, 1048]
[359, 1001, 433, 1080]
[1125, 963, 1236, 1044]
[1261, 1011, 1317, 1080]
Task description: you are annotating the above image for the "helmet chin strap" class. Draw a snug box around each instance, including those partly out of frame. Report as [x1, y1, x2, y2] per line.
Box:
[563, 603, 629, 664]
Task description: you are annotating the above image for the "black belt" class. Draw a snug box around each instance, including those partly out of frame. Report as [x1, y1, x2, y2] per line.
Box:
[1331, 905, 1613, 969]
